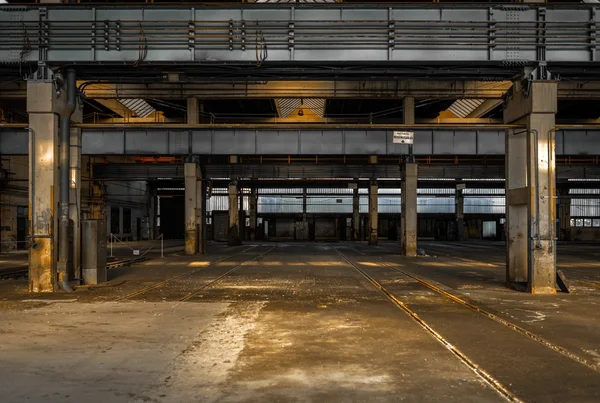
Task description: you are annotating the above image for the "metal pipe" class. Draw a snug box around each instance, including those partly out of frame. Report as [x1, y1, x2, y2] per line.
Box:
[58, 68, 77, 293]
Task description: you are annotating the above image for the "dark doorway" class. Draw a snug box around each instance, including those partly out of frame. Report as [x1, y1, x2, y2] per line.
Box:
[110, 207, 120, 235]
[159, 196, 185, 239]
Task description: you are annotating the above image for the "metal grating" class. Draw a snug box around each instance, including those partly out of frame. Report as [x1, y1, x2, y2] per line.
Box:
[303, 99, 325, 118]
[275, 99, 301, 118]
[118, 99, 155, 118]
[275, 98, 325, 118]
[447, 99, 485, 118]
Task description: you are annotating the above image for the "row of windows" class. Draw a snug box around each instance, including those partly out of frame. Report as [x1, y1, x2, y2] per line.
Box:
[570, 218, 600, 228]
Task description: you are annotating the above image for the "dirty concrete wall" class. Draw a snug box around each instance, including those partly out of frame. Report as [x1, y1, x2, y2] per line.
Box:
[275, 218, 295, 239]
[315, 218, 337, 239]
[570, 227, 600, 242]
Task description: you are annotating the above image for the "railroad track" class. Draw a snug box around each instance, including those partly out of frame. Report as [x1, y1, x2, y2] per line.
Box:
[106, 256, 149, 269]
[0, 255, 163, 280]
[115, 245, 275, 302]
[0, 266, 28, 280]
[335, 244, 600, 402]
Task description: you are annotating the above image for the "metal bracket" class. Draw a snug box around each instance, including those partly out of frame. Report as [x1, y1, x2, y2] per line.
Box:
[29, 62, 55, 82]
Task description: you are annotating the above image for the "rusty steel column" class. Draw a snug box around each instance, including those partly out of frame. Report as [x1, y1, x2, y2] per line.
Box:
[352, 186, 360, 241]
[401, 163, 418, 256]
[504, 81, 558, 294]
[228, 181, 241, 246]
[368, 182, 378, 246]
[249, 188, 257, 241]
[27, 79, 66, 292]
[184, 163, 200, 255]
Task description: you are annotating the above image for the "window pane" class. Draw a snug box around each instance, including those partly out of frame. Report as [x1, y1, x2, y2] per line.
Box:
[593, 219, 600, 227]
[570, 218, 575, 227]
[585, 218, 592, 227]
[576, 219, 584, 227]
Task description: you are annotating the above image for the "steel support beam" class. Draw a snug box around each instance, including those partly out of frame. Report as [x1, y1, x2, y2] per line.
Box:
[4, 125, 600, 158]
[504, 81, 558, 294]
[75, 81, 512, 100]
[4, 80, 600, 100]
[1, 4, 598, 68]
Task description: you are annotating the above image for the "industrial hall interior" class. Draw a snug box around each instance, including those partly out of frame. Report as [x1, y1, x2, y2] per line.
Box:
[3, 0, 600, 402]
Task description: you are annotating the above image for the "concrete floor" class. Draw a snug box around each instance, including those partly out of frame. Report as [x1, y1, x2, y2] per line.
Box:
[1, 241, 600, 402]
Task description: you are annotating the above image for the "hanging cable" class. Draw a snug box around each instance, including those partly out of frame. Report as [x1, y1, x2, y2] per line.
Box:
[255, 22, 267, 67]
[133, 22, 148, 68]
[19, 22, 32, 77]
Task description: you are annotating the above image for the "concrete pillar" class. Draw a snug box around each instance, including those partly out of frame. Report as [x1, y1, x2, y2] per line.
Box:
[228, 181, 241, 246]
[403, 96, 415, 125]
[558, 188, 571, 241]
[249, 188, 257, 241]
[187, 97, 199, 124]
[368, 182, 378, 246]
[352, 186, 360, 241]
[456, 188, 465, 241]
[504, 81, 557, 294]
[27, 80, 65, 292]
[184, 163, 200, 255]
[401, 163, 418, 257]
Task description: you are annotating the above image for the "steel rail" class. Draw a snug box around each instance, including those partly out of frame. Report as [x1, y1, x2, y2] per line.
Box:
[178, 245, 276, 302]
[347, 242, 600, 376]
[114, 245, 259, 301]
[334, 246, 521, 403]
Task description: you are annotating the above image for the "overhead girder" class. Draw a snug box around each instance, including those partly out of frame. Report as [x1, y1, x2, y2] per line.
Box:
[92, 163, 600, 183]
[2, 125, 600, 157]
[5, 80, 600, 100]
[0, 3, 599, 80]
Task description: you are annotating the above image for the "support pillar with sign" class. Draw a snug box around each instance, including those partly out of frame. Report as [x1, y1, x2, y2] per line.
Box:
[394, 123, 418, 257]
[504, 81, 558, 294]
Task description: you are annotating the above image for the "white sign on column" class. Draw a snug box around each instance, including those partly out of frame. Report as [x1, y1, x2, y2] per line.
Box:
[393, 131, 414, 145]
